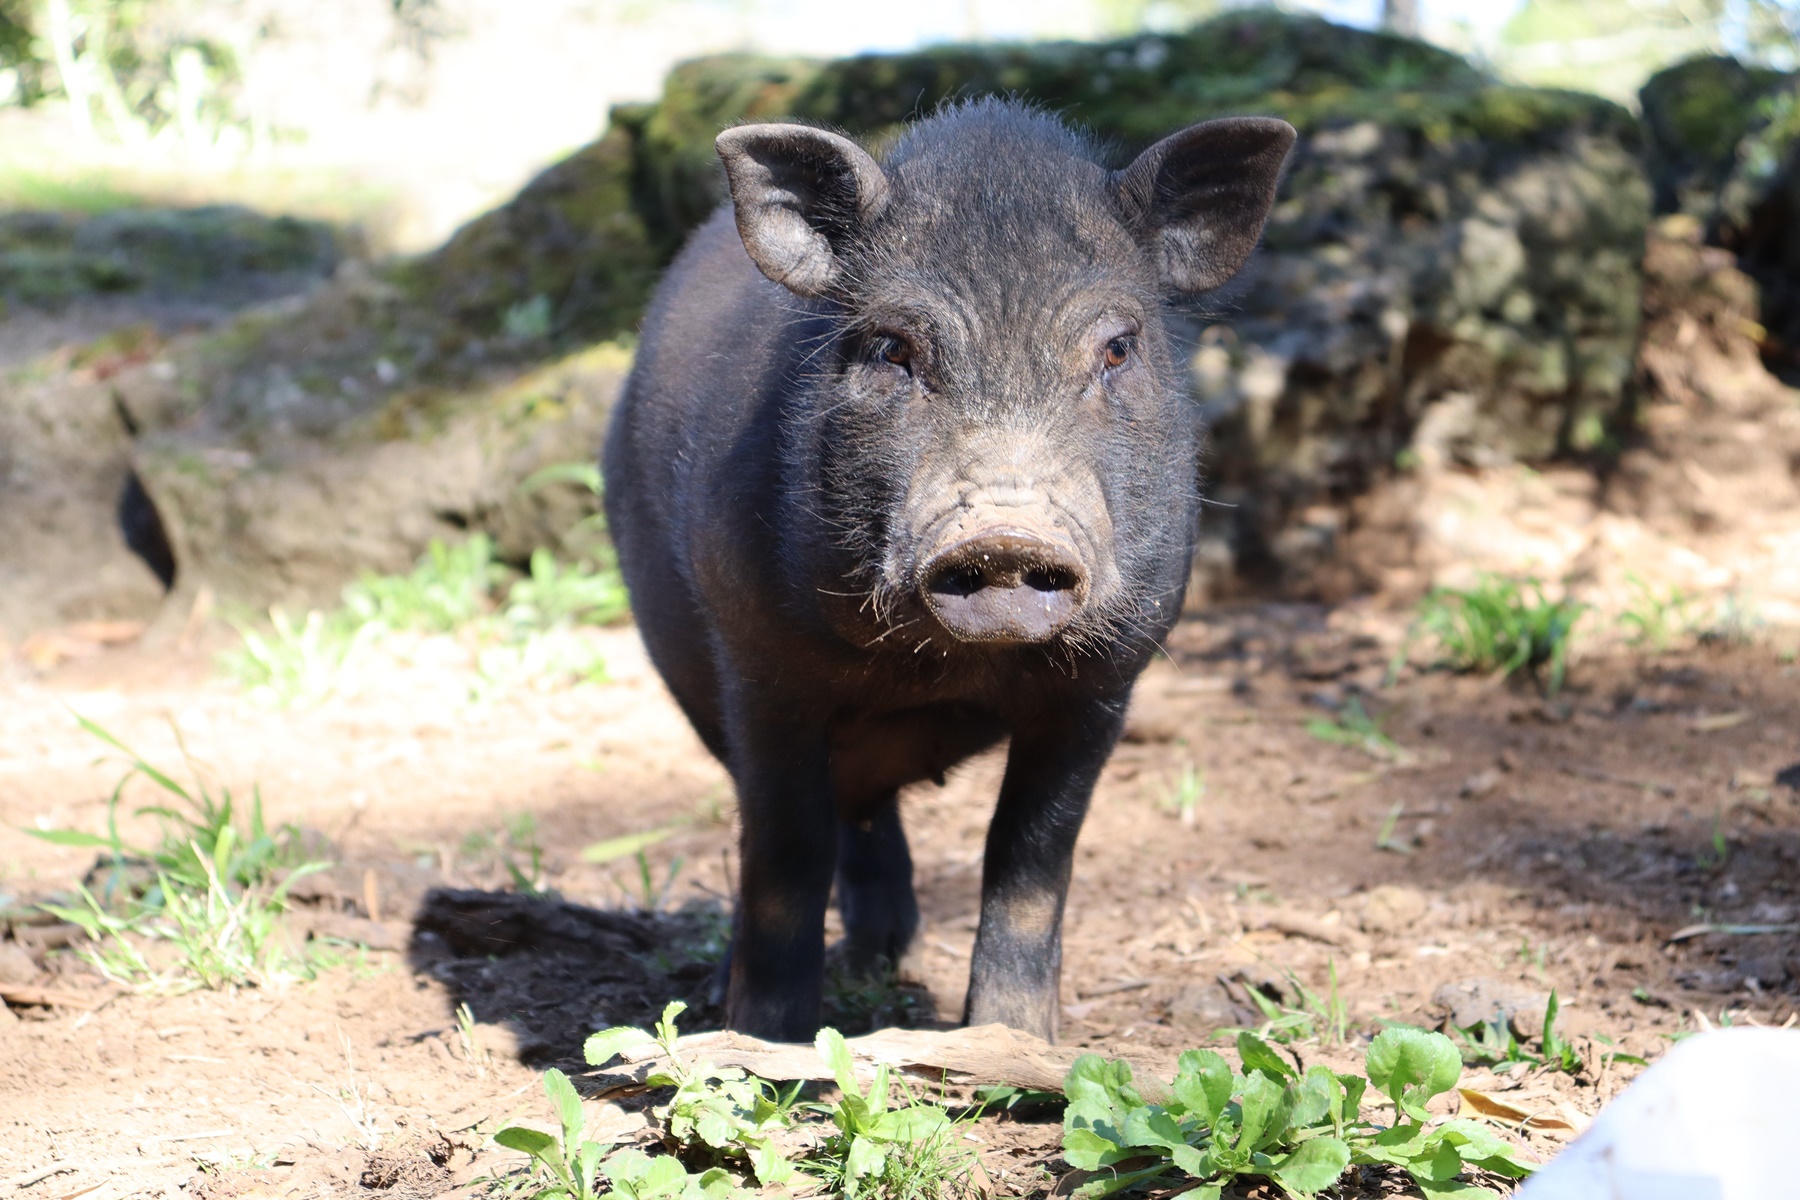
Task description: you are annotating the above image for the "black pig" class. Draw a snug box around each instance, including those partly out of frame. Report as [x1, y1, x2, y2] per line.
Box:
[603, 100, 1292, 1042]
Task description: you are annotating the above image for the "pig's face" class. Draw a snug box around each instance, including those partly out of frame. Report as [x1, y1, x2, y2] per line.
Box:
[717, 104, 1293, 653]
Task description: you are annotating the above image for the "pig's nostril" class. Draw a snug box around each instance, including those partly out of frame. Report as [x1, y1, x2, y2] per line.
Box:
[933, 564, 988, 597]
[1022, 565, 1080, 593]
[919, 532, 1089, 644]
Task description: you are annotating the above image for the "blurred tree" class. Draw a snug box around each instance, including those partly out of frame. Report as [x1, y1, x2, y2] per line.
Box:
[1500, 0, 1798, 99]
[1092, 0, 1220, 35]
[1383, 0, 1419, 38]
[0, 0, 52, 105]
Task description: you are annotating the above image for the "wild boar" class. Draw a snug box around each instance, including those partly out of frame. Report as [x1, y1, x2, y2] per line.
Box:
[603, 98, 1293, 1041]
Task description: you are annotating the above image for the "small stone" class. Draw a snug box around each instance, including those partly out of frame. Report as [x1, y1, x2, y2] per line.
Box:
[1432, 978, 1551, 1039]
[1360, 884, 1429, 934]
[1167, 981, 1247, 1033]
[0, 940, 39, 985]
[1460, 769, 1501, 799]
[1738, 957, 1791, 990]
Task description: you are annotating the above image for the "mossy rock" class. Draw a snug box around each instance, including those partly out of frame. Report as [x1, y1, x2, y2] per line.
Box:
[1641, 55, 1800, 375]
[0, 205, 340, 309]
[413, 9, 1635, 349]
[108, 10, 1653, 613]
[1640, 55, 1798, 223]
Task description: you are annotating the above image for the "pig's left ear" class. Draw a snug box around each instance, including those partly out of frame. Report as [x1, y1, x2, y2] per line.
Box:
[1114, 117, 1296, 295]
[716, 124, 890, 298]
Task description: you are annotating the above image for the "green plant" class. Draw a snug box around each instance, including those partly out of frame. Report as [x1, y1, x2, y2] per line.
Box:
[504, 548, 629, 631]
[585, 1002, 799, 1187]
[461, 812, 552, 897]
[1060, 1027, 1534, 1198]
[1618, 573, 1696, 650]
[1374, 800, 1414, 856]
[1697, 809, 1731, 871]
[474, 628, 612, 698]
[1452, 1014, 1531, 1069]
[494, 1062, 749, 1200]
[222, 533, 627, 707]
[456, 1002, 492, 1068]
[1391, 574, 1585, 694]
[631, 850, 685, 914]
[27, 715, 326, 991]
[1157, 763, 1206, 826]
[1538, 990, 1582, 1074]
[504, 294, 555, 341]
[1216, 963, 1350, 1048]
[342, 534, 505, 633]
[809, 1027, 971, 1200]
[495, 1068, 616, 1200]
[222, 607, 374, 707]
[578, 1005, 970, 1197]
[1699, 592, 1763, 646]
[1304, 697, 1403, 761]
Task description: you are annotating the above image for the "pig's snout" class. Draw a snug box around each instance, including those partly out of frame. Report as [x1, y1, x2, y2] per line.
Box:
[919, 531, 1088, 644]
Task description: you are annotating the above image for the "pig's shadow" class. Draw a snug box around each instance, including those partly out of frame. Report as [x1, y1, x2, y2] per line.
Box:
[407, 887, 728, 1070]
[407, 888, 938, 1070]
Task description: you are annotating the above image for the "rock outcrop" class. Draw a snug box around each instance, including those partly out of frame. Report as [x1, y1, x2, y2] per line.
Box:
[410, 11, 1651, 592]
[1640, 55, 1800, 376]
[7, 12, 1659, 634]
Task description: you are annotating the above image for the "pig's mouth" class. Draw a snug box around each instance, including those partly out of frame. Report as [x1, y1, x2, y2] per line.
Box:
[917, 530, 1089, 644]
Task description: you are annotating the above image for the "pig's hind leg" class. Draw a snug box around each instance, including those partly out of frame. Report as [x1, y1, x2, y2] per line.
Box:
[834, 791, 919, 976]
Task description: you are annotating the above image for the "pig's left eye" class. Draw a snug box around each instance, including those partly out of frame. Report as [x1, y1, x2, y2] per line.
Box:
[1102, 336, 1133, 370]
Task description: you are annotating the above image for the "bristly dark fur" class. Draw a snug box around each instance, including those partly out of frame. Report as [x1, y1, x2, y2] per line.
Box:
[604, 97, 1291, 1042]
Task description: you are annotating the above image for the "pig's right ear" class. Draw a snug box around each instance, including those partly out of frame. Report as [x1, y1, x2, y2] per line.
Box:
[1114, 117, 1296, 295]
[716, 124, 889, 298]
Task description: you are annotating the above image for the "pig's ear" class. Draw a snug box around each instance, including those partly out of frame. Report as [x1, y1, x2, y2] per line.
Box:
[716, 124, 889, 297]
[1114, 117, 1296, 295]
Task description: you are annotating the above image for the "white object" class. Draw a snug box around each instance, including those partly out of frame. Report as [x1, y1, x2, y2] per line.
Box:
[1518, 1027, 1800, 1200]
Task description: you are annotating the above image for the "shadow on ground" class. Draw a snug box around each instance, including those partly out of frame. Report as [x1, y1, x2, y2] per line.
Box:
[407, 888, 730, 1070]
[406, 887, 944, 1070]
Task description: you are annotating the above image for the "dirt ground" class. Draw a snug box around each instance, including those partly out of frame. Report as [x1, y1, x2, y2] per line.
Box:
[3, 584, 1798, 1196]
[4, 227, 1800, 1198]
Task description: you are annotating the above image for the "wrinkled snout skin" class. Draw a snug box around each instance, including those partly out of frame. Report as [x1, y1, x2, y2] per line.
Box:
[604, 100, 1292, 1042]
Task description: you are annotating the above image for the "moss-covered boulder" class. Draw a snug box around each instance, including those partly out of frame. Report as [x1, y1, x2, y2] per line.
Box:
[0, 205, 340, 309]
[108, 11, 1650, 620]
[1640, 55, 1800, 375]
[408, 10, 1647, 588]
[1640, 56, 1797, 228]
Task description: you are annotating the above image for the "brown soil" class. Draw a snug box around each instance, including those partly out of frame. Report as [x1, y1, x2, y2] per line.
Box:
[3, 596, 1797, 1197]
[3, 227, 1799, 1198]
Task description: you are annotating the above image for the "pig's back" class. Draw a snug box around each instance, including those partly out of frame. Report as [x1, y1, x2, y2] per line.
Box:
[602, 207, 816, 746]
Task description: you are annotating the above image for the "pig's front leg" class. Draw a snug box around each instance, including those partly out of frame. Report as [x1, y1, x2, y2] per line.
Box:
[963, 695, 1127, 1041]
[724, 712, 837, 1042]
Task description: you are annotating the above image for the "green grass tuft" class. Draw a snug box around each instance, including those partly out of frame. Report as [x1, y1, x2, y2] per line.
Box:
[1392, 574, 1585, 694]
[26, 715, 329, 992]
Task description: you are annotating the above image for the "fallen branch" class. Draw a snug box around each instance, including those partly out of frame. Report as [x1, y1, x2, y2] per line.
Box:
[589, 1023, 1174, 1103]
[0, 984, 110, 1011]
[1557, 763, 1676, 796]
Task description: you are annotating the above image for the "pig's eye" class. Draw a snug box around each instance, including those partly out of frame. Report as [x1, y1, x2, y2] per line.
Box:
[871, 335, 912, 373]
[1102, 336, 1133, 370]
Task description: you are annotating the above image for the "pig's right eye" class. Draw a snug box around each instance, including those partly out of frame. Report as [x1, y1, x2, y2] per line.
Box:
[870, 336, 912, 374]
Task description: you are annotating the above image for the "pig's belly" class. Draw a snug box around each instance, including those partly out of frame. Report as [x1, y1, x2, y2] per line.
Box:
[827, 703, 1007, 815]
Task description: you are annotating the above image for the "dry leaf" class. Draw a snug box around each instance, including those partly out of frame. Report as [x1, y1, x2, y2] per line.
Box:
[1689, 710, 1750, 733]
[1457, 1087, 1577, 1131]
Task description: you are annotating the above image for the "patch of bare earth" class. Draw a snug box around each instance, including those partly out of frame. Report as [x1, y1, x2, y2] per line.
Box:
[3, 228, 1798, 1197]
